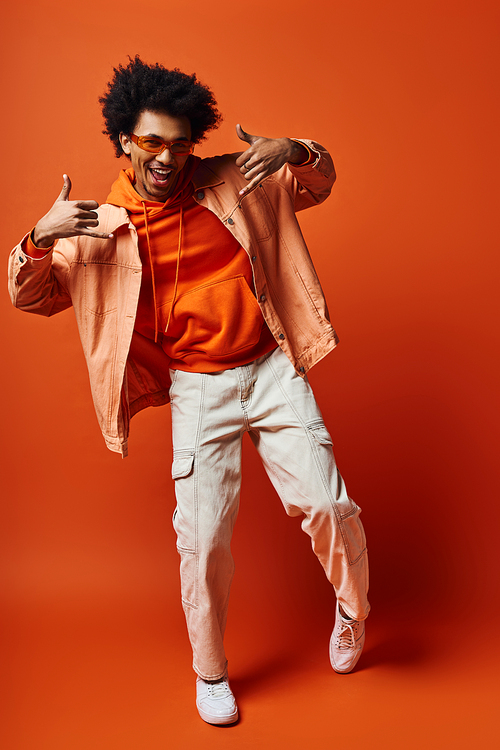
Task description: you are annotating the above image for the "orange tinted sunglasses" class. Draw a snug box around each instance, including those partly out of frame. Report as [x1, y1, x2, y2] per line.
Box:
[129, 133, 194, 155]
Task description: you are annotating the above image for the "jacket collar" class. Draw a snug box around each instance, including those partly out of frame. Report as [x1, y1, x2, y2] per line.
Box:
[192, 161, 225, 190]
[98, 204, 133, 233]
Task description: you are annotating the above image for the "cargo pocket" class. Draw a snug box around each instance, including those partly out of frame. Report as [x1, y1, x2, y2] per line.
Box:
[171, 451, 198, 608]
[306, 419, 334, 446]
[306, 422, 366, 565]
[336, 499, 367, 565]
[171, 450, 195, 480]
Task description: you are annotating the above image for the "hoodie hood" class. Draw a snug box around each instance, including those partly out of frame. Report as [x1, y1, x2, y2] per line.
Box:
[106, 156, 202, 215]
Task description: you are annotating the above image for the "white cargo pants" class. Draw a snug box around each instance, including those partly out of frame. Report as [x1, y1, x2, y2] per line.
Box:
[169, 347, 369, 680]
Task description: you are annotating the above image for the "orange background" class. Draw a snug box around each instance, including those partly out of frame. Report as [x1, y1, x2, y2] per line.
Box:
[1, 1, 499, 748]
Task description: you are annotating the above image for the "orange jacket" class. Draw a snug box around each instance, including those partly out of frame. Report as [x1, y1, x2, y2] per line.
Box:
[8, 140, 338, 457]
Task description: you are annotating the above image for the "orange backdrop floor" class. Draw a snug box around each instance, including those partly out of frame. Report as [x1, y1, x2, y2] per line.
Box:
[3, 597, 498, 750]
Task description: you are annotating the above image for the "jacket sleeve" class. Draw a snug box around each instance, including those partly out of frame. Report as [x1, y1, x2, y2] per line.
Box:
[284, 139, 336, 212]
[8, 233, 74, 316]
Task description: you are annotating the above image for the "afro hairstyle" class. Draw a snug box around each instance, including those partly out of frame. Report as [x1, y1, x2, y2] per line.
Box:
[99, 56, 223, 157]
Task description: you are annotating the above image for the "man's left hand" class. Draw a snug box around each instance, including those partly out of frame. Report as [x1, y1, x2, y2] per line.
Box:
[235, 125, 309, 196]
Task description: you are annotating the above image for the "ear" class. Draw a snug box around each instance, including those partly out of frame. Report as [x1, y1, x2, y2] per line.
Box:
[119, 133, 132, 156]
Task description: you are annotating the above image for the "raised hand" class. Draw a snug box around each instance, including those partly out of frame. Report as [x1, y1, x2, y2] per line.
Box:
[33, 175, 113, 248]
[235, 125, 308, 196]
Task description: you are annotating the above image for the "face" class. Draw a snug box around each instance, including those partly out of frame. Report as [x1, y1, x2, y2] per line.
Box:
[119, 110, 192, 202]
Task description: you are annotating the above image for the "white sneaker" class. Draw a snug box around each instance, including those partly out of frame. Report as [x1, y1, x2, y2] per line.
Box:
[196, 676, 239, 725]
[329, 602, 365, 673]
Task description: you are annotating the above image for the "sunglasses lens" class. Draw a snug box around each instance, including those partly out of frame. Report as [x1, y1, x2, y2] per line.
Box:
[171, 142, 192, 154]
[139, 137, 164, 153]
[134, 136, 192, 154]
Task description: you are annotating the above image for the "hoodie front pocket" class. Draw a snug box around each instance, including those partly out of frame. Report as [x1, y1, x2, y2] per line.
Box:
[160, 275, 264, 358]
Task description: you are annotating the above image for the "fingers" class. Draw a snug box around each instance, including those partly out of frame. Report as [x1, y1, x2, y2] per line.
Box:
[57, 174, 72, 201]
[236, 151, 263, 176]
[235, 126, 263, 169]
[69, 207, 100, 230]
[75, 209, 108, 232]
[36, 180, 112, 242]
[239, 171, 266, 196]
[75, 200, 99, 211]
[237, 157, 254, 176]
[56, 176, 98, 211]
[236, 123, 259, 145]
[76, 209, 99, 221]
[77, 228, 114, 239]
[235, 152, 248, 168]
[76, 217, 100, 229]
[238, 143, 268, 192]
[240, 161, 260, 182]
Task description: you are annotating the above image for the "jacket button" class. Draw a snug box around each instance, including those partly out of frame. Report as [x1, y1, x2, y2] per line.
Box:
[252, 255, 256, 261]
[278, 333, 285, 340]
[260, 294, 266, 302]
[299, 366, 305, 373]
[196, 191, 205, 200]
[227, 217, 234, 225]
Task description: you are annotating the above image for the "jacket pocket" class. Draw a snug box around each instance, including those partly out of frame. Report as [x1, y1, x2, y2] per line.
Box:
[239, 186, 277, 241]
[83, 262, 118, 315]
[83, 307, 118, 362]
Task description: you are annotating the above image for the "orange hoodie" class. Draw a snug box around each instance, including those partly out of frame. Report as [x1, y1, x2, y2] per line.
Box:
[106, 164, 275, 372]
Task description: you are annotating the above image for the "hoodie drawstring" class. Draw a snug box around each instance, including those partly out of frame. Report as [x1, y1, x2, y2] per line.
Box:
[142, 202, 183, 343]
[166, 204, 183, 336]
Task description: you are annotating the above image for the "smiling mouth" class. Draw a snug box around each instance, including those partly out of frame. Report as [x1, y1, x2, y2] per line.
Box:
[149, 166, 174, 186]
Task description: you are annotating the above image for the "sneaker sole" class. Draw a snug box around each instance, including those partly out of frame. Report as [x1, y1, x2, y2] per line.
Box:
[196, 705, 239, 725]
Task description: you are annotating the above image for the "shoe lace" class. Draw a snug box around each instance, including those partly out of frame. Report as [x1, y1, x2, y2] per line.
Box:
[336, 619, 358, 649]
[207, 680, 230, 699]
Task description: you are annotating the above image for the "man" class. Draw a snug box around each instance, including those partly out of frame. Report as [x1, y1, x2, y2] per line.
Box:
[8, 56, 369, 725]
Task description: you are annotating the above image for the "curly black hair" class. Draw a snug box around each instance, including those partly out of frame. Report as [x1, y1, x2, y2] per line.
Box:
[99, 56, 223, 157]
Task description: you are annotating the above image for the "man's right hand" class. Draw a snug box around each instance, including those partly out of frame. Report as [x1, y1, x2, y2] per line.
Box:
[33, 175, 113, 248]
